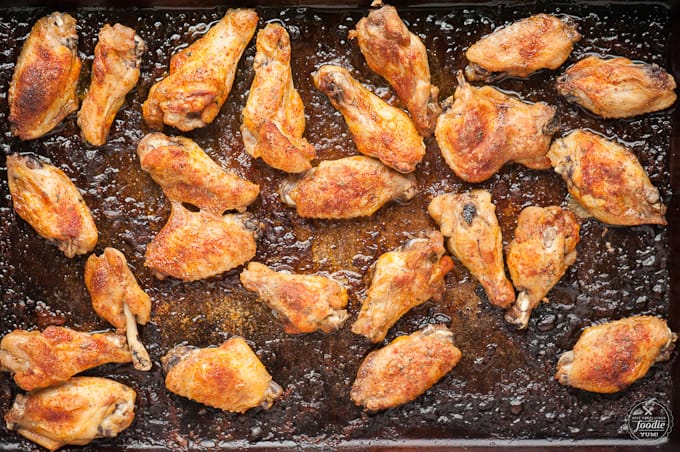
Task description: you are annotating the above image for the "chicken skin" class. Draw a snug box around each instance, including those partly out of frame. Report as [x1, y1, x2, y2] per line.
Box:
[7, 154, 98, 258]
[547, 129, 666, 226]
[435, 73, 558, 183]
[313, 64, 425, 173]
[241, 23, 316, 173]
[85, 247, 152, 371]
[349, 5, 441, 137]
[0, 326, 131, 391]
[137, 133, 259, 214]
[78, 24, 146, 146]
[142, 9, 258, 131]
[280, 156, 416, 219]
[428, 190, 515, 308]
[161, 337, 283, 413]
[465, 13, 580, 81]
[555, 316, 677, 393]
[505, 206, 580, 329]
[352, 231, 454, 343]
[5, 376, 136, 451]
[8, 12, 81, 140]
[350, 324, 461, 411]
[556, 56, 677, 118]
[240, 262, 349, 334]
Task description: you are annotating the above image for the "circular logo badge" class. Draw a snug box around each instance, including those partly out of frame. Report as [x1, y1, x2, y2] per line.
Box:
[627, 399, 673, 442]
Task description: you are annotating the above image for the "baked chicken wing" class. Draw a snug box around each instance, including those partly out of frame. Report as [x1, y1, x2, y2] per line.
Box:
[352, 231, 454, 343]
[555, 316, 677, 393]
[505, 206, 580, 330]
[7, 154, 98, 258]
[8, 12, 81, 140]
[5, 376, 136, 451]
[241, 23, 316, 173]
[161, 337, 283, 413]
[313, 64, 425, 173]
[435, 72, 558, 182]
[350, 324, 461, 411]
[556, 56, 677, 118]
[428, 190, 515, 308]
[142, 9, 258, 131]
[547, 129, 666, 226]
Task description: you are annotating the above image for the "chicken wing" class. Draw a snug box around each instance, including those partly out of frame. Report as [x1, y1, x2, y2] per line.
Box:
[0, 326, 131, 391]
[142, 9, 258, 131]
[352, 231, 454, 343]
[547, 129, 666, 226]
[505, 206, 580, 329]
[350, 324, 461, 411]
[313, 64, 425, 173]
[428, 190, 515, 308]
[280, 156, 416, 219]
[240, 262, 349, 334]
[435, 72, 558, 183]
[137, 132, 259, 214]
[348, 4, 441, 137]
[161, 337, 283, 413]
[7, 154, 98, 258]
[465, 14, 580, 82]
[555, 316, 677, 393]
[5, 376, 136, 451]
[241, 23, 316, 173]
[77, 24, 146, 146]
[556, 56, 677, 118]
[8, 12, 81, 140]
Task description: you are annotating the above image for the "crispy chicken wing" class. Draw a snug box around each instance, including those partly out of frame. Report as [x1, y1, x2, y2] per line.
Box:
[556, 56, 677, 118]
[137, 133, 259, 214]
[313, 64, 425, 173]
[350, 324, 461, 411]
[5, 376, 136, 451]
[142, 9, 258, 131]
[505, 206, 580, 329]
[465, 14, 580, 81]
[428, 190, 515, 308]
[280, 156, 416, 219]
[8, 12, 81, 140]
[352, 231, 454, 343]
[547, 129, 666, 226]
[161, 337, 283, 413]
[7, 154, 98, 258]
[241, 23, 316, 173]
[556, 316, 677, 393]
[435, 73, 558, 182]
[78, 24, 146, 146]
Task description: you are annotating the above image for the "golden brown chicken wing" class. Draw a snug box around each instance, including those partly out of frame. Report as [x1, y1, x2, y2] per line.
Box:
[352, 231, 454, 343]
[465, 13, 580, 81]
[240, 262, 349, 334]
[241, 23, 316, 173]
[435, 73, 558, 182]
[313, 64, 425, 173]
[161, 337, 283, 413]
[7, 154, 98, 258]
[5, 376, 136, 451]
[556, 56, 677, 118]
[8, 12, 81, 140]
[280, 156, 416, 219]
[555, 316, 677, 393]
[547, 129, 666, 226]
[77, 23, 146, 146]
[505, 206, 580, 329]
[428, 190, 515, 308]
[142, 9, 258, 131]
[350, 324, 461, 411]
[0, 326, 131, 391]
[137, 133, 259, 214]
